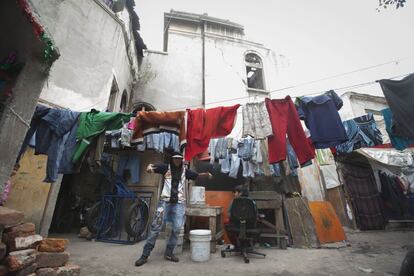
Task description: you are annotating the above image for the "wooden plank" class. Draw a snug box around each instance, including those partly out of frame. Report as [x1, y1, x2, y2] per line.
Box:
[284, 197, 320, 248]
[186, 206, 222, 217]
[255, 200, 280, 209]
[326, 187, 350, 227]
[250, 191, 282, 201]
[308, 201, 347, 244]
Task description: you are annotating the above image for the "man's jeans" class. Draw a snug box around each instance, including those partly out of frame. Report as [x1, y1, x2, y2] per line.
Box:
[142, 200, 185, 257]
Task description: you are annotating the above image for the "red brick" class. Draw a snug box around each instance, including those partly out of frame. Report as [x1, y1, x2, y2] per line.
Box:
[38, 238, 68, 253]
[15, 234, 43, 250]
[4, 223, 35, 234]
[10, 262, 37, 276]
[6, 249, 37, 271]
[35, 252, 69, 268]
[3, 223, 36, 251]
[0, 207, 23, 226]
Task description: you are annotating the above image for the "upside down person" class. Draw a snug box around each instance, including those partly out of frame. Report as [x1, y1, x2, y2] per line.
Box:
[135, 153, 212, 266]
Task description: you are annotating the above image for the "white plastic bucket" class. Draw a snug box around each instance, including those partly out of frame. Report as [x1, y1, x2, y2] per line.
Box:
[190, 186, 206, 205]
[189, 229, 211, 262]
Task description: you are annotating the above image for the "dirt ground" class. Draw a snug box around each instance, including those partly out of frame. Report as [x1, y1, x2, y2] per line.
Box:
[60, 229, 414, 276]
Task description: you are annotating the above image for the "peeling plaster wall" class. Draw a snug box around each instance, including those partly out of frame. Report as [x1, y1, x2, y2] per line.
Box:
[30, 0, 137, 112]
[133, 17, 279, 134]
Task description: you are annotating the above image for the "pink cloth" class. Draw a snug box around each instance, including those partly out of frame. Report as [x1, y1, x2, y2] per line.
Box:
[185, 104, 240, 161]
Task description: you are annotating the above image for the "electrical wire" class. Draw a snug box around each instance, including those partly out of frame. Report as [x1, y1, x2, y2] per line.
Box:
[78, 55, 414, 111]
[162, 72, 411, 111]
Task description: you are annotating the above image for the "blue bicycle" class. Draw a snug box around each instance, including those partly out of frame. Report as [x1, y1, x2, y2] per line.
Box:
[86, 156, 149, 242]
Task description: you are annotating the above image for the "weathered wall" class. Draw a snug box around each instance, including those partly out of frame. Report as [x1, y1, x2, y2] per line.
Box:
[339, 92, 388, 121]
[132, 32, 203, 111]
[0, 0, 54, 191]
[132, 16, 279, 119]
[30, 0, 137, 112]
[5, 149, 50, 229]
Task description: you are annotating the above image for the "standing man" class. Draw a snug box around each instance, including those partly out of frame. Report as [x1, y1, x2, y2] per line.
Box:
[135, 153, 212, 266]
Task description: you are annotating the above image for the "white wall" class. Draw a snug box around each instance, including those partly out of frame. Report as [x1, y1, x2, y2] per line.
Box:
[132, 29, 203, 111]
[204, 34, 279, 137]
[339, 92, 388, 121]
[134, 18, 279, 135]
[31, 0, 137, 112]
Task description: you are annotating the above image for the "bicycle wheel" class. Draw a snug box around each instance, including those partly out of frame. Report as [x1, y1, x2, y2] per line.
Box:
[125, 199, 149, 239]
[86, 199, 115, 236]
[86, 202, 101, 234]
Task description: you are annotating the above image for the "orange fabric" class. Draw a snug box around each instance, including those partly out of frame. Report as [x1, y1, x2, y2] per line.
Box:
[205, 191, 234, 244]
[308, 201, 347, 244]
[132, 111, 186, 143]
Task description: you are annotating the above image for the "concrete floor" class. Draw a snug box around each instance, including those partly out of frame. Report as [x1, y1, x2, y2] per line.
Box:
[60, 229, 414, 276]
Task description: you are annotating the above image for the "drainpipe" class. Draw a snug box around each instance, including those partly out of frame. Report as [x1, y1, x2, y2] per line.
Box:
[201, 18, 206, 108]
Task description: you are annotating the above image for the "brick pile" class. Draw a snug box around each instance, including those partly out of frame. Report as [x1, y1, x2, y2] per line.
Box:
[0, 206, 80, 276]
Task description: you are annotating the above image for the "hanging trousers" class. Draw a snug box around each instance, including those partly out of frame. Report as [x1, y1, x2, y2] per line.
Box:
[265, 97, 314, 165]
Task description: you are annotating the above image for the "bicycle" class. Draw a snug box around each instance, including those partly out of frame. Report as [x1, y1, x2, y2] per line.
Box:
[86, 154, 149, 242]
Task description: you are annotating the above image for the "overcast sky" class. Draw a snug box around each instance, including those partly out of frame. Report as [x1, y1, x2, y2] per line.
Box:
[136, 0, 414, 97]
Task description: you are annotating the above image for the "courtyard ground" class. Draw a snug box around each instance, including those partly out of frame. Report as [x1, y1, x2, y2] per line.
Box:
[60, 229, 414, 276]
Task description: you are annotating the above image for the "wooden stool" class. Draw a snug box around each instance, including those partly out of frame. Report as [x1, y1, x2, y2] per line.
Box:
[185, 205, 224, 253]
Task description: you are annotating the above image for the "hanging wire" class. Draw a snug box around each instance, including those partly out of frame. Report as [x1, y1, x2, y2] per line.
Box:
[162, 72, 411, 111]
[77, 55, 413, 111]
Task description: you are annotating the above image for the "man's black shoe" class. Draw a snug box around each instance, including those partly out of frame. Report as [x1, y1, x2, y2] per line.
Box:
[135, 255, 148, 266]
[164, 254, 179, 262]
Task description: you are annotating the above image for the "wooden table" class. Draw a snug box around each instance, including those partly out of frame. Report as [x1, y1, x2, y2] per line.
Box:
[250, 191, 288, 249]
[185, 205, 224, 253]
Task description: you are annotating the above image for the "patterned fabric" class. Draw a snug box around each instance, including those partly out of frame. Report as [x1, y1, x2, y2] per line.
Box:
[336, 113, 383, 153]
[242, 102, 273, 139]
[338, 162, 385, 230]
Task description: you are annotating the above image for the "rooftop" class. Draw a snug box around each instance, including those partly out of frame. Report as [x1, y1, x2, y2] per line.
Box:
[164, 10, 244, 32]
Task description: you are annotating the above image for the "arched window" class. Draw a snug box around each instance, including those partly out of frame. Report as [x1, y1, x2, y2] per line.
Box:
[131, 102, 156, 113]
[245, 53, 265, 90]
[120, 90, 128, 112]
[106, 78, 119, 112]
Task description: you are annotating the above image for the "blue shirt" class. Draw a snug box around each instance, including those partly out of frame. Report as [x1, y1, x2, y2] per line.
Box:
[296, 90, 347, 149]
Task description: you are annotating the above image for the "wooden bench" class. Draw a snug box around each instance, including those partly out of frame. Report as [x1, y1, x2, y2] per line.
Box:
[185, 205, 224, 253]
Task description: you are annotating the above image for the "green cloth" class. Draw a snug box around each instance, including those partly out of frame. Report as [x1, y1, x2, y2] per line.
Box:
[72, 110, 131, 163]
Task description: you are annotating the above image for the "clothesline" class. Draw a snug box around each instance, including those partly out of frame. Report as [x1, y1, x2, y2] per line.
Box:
[161, 72, 412, 112]
[77, 55, 413, 112]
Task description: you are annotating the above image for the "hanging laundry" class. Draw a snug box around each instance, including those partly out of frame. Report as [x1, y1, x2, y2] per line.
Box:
[336, 113, 383, 153]
[132, 111, 186, 149]
[73, 110, 131, 163]
[16, 105, 51, 164]
[379, 74, 414, 138]
[24, 108, 80, 182]
[208, 139, 218, 164]
[379, 171, 406, 220]
[117, 154, 141, 184]
[337, 162, 386, 230]
[242, 102, 273, 139]
[238, 136, 255, 161]
[58, 120, 80, 175]
[215, 138, 228, 160]
[296, 90, 347, 149]
[228, 153, 241, 179]
[86, 133, 106, 173]
[265, 97, 314, 165]
[315, 149, 335, 166]
[185, 104, 240, 161]
[268, 140, 299, 177]
[382, 108, 414, 150]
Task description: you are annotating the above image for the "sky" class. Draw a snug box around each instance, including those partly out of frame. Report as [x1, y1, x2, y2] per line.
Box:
[136, 0, 414, 97]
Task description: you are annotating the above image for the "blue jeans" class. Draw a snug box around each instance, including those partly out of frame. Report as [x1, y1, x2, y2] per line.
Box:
[142, 201, 185, 257]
